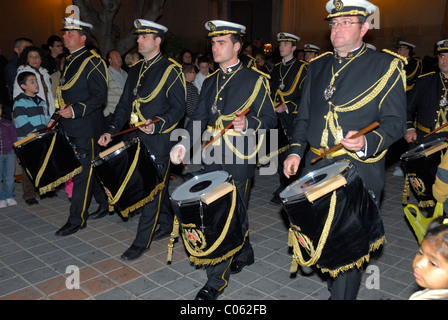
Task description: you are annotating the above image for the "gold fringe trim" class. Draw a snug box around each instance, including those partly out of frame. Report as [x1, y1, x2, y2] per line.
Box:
[114, 181, 165, 218]
[320, 236, 386, 278]
[167, 215, 180, 263]
[402, 173, 410, 205]
[38, 166, 82, 195]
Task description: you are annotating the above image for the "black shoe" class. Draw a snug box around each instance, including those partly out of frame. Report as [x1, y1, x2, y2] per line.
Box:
[230, 255, 255, 274]
[269, 194, 282, 205]
[55, 222, 86, 236]
[89, 207, 112, 220]
[25, 198, 39, 205]
[120, 245, 147, 261]
[152, 229, 171, 241]
[195, 285, 222, 300]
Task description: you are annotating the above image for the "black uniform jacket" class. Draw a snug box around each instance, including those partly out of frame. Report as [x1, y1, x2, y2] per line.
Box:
[288, 44, 407, 161]
[54, 48, 108, 139]
[181, 62, 277, 180]
[106, 53, 186, 160]
[407, 71, 448, 136]
[270, 58, 307, 137]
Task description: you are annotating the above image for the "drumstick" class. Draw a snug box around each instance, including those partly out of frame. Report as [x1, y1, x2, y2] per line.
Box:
[37, 103, 71, 132]
[311, 121, 380, 164]
[424, 122, 448, 138]
[110, 118, 161, 138]
[201, 108, 250, 151]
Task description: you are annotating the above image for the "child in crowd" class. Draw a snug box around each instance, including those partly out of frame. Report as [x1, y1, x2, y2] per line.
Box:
[182, 64, 199, 128]
[0, 103, 18, 208]
[13, 71, 51, 205]
[193, 56, 210, 94]
[410, 216, 448, 300]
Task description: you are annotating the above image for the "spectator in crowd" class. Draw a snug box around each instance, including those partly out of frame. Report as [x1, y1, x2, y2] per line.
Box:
[0, 102, 17, 208]
[45, 35, 64, 75]
[193, 55, 210, 94]
[182, 64, 199, 128]
[104, 49, 128, 126]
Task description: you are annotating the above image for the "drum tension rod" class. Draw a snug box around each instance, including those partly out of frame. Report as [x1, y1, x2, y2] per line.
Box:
[199, 201, 206, 233]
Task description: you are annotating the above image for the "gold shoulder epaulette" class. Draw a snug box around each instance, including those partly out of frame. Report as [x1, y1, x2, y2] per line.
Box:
[206, 69, 219, 79]
[168, 57, 182, 68]
[418, 71, 436, 79]
[251, 66, 271, 79]
[382, 49, 408, 64]
[310, 51, 333, 63]
[90, 50, 101, 58]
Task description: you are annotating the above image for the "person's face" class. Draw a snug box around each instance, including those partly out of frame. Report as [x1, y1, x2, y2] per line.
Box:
[137, 34, 161, 59]
[27, 51, 41, 69]
[15, 41, 32, 57]
[185, 69, 196, 82]
[183, 52, 192, 64]
[397, 47, 410, 59]
[108, 51, 123, 69]
[330, 16, 368, 55]
[305, 51, 317, 62]
[211, 35, 240, 70]
[63, 30, 85, 52]
[22, 75, 39, 94]
[438, 52, 448, 76]
[413, 239, 448, 290]
[198, 62, 209, 75]
[279, 41, 295, 59]
[50, 41, 64, 56]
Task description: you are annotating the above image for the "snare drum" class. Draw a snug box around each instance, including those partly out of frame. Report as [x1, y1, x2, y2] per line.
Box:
[170, 171, 247, 266]
[280, 161, 385, 277]
[92, 137, 163, 218]
[400, 138, 448, 209]
[14, 130, 82, 195]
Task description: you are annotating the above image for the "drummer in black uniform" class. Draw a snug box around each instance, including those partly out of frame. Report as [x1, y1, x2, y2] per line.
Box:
[283, 0, 407, 299]
[51, 18, 110, 237]
[170, 20, 276, 300]
[303, 44, 320, 63]
[397, 41, 422, 93]
[269, 32, 307, 204]
[98, 19, 186, 261]
[404, 40, 448, 145]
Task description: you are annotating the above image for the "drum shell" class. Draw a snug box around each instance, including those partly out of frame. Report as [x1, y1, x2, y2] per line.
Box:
[282, 165, 384, 273]
[172, 189, 245, 264]
[401, 148, 443, 206]
[93, 140, 161, 216]
[14, 131, 81, 194]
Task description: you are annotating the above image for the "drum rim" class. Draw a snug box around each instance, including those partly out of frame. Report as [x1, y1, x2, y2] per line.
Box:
[279, 161, 352, 203]
[171, 170, 230, 204]
[92, 137, 140, 166]
[400, 138, 448, 161]
[15, 130, 56, 148]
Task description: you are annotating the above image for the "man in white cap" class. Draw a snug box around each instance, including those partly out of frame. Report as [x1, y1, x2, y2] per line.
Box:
[170, 20, 276, 300]
[283, 0, 407, 299]
[397, 41, 422, 92]
[269, 32, 307, 205]
[98, 19, 186, 261]
[51, 18, 110, 236]
[405, 40, 448, 145]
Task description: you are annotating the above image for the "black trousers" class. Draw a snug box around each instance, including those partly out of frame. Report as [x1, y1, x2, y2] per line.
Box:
[204, 177, 254, 291]
[67, 136, 108, 226]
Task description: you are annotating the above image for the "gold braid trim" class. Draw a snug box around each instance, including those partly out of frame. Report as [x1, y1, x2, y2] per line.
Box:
[131, 64, 179, 123]
[115, 182, 165, 218]
[220, 76, 270, 160]
[39, 166, 82, 195]
[257, 144, 290, 166]
[169, 183, 248, 266]
[288, 190, 338, 272]
[55, 52, 102, 108]
[402, 173, 410, 205]
[288, 189, 386, 277]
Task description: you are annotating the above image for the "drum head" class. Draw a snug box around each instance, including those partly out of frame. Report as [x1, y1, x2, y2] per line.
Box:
[400, 138, 448, 161]
[171, 171, 229, 203]
[280, 161, 351, 202]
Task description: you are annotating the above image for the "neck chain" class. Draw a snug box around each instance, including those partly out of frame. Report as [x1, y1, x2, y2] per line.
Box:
[324, 45, 365, 101]
[440, 72, 448, 107]
[279, 58, 295, 90]
[211, 64, 243, 115]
